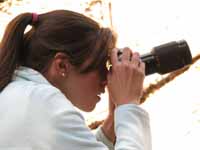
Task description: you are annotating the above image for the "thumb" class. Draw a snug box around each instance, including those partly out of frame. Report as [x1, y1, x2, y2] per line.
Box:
[108, 94, 116, 113]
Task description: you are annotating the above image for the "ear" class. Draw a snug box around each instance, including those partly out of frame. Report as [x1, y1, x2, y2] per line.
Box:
[53, 52, 71, 77]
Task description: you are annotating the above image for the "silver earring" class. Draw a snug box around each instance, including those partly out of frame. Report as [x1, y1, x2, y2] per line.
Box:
[62, 73, 65, 77]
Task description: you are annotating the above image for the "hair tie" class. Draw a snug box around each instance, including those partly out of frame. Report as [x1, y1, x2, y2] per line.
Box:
[32, 13, 39, 24]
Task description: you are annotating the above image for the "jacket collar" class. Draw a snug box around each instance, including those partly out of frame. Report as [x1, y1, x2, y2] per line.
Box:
[12, 66, 50, 85]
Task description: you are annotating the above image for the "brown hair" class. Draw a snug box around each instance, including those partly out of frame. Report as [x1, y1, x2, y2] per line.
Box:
[0, 10, 117, 91]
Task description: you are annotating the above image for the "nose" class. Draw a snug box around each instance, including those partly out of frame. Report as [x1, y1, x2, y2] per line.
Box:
[100, 81, 107, 94]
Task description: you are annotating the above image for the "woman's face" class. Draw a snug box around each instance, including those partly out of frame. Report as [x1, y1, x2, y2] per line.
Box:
[46, 52, 108, 112]
[65, 67, 107, 112]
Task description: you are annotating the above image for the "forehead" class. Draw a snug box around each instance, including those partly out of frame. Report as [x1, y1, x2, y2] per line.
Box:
[78, 52, 108, 73]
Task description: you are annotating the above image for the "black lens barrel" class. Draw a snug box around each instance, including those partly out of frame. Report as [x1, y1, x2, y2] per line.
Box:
[118, 40, 192, 76]
[141, 40, 192, 75]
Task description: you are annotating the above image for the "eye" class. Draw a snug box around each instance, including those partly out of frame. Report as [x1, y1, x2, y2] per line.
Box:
[98, 65, 108, 81]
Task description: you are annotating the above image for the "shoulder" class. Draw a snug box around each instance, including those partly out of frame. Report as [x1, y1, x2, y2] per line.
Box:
[9, 79, 80, 119]
[27, 83, 79, 117]
[4, 79, 85, 124]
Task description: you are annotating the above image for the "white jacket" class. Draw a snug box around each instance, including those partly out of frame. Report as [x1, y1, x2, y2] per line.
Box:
[0, 66, 151, 150]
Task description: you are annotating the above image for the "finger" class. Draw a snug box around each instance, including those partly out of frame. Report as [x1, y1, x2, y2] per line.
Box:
[131, 52, 140, 66]
[108, 95, 115, 114]
[121, 47, 132, 63]
[139, 61, 145, 74]
[110, 48, 119, 68]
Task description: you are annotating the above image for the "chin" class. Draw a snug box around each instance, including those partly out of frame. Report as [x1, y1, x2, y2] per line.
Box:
[84, 105, 96, 112]
[79, 97, 100, 112]
[82, 102, 97, 112]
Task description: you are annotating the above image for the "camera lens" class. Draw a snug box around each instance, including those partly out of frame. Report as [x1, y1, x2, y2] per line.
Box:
[142, 40, 192, 75]
[117, 40, 192, 76]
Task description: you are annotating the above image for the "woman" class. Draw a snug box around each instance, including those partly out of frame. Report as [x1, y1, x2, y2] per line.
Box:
[0, 10, 151, 150]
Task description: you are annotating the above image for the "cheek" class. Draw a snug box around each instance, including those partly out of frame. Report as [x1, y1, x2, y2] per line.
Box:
[69, 71, 101, 99]
[81, 79, 99, 94]
[74, 76, 99, 96]
[83, 72, 100, 87]
[75, 81, 99, 111]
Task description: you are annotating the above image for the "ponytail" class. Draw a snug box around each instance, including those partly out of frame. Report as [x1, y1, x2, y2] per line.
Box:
[0, 13, 32, 91]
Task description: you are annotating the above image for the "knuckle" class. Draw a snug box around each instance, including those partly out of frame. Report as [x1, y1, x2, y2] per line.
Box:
[130, 64, 136, 70]
[132, 52, 140, 59]
[138, 70, 145, 77]
[112, 48, 118, 52]
[141, 62, 145, 69]
[113, 63, 121, 70]
[123, 47, 131, 51]
[122, 62, 131, 70]
[122, 47, 131, 53]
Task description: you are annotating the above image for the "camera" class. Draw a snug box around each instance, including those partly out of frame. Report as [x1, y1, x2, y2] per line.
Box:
[118, 40, 192, 76]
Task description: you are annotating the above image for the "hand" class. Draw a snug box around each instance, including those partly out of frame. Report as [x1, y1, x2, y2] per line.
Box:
[107, 47, 145, 105]
[101, 94, 116, 144]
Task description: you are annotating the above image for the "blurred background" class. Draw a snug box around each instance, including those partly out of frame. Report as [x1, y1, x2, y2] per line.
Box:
[0, 0, 200, 149]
